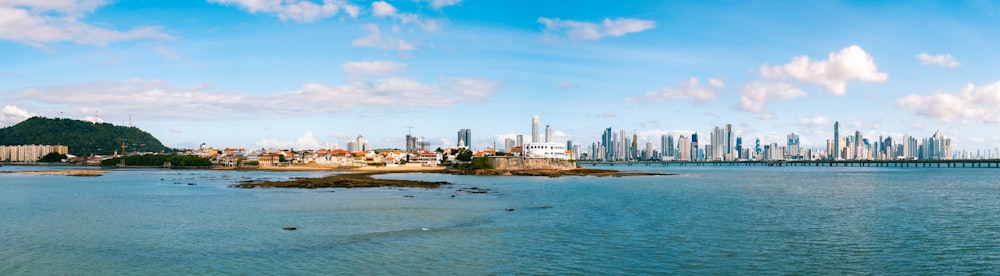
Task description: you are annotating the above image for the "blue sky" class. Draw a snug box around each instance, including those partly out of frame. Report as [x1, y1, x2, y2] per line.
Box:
[2, 0, 1000, 153]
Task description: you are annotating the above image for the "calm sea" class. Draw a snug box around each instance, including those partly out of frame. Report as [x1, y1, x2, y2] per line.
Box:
[2, 165, 999, 274]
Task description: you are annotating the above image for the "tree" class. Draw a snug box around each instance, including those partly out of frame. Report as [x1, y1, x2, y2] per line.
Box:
[471, 157, 493, 169]
[456, 149, 473, 162]
[39, 152, 67, 163]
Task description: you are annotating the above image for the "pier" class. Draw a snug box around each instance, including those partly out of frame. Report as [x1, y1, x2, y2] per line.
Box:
[576, 159, 1000, 168]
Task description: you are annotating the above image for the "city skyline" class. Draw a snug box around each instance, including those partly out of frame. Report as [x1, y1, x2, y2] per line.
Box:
[2, 1, 1000, 152]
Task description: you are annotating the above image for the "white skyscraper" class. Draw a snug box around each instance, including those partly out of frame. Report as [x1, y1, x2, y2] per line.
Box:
[678, 135, 691, 161]
[545, 125, 552, 143]
[531, 115, 540, 143]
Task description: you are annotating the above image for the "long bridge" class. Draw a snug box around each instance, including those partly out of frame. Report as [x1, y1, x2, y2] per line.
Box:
[576, 159, 1000, 168]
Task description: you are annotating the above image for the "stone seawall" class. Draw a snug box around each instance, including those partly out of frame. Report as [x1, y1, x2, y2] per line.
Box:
[487, 157, 577, 171]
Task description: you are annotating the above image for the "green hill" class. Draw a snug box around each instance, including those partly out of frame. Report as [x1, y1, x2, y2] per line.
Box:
[0, 117, 175, 156]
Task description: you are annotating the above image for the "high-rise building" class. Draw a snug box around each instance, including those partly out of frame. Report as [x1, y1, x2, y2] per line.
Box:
[348, 135, 369, 152]
[735, 136, 743, 159]
[678, 135, 691, 161]
[516, 134, 524, 147]
[645, 141, 653, 160]
[531, 115, 540, 143]
[405, 134, 418, 152]
[457, 129, 471, 148]
[726, 124, 733, 160]
[691, 132, 699, 161]
[504, 138, 515, 153]
[545, 125, 552, 143]
[602, 127, 613, 161]
[787, 133, 800, 158]
[661, 134, 675, 160]
[618, 128, 626, 161]
[833, 121, 840, 160]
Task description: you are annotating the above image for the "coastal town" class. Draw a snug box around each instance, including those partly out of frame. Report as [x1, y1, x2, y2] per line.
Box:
[1, 115, 998, 168]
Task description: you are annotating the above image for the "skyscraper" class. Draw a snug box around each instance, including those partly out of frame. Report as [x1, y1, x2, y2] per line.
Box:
[726, 124, 733, 160]
[516, 134, 524, 147]
[787, 133, 800, 158]
[602, 127, 613, 161]
[545, 125, 552, 143]
[457, 129, 471, 148]
[833, 121, 840, 160]
[735, 136, 743, 159]
[531, 115, 540, 143]
[691, 132, 699, 161]
[661, 134, 674, 160]
[405, 134, 418, 152]
[678, 134, 691, 161]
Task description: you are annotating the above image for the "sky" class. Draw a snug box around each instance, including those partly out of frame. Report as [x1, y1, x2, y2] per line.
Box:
[2, 0, 1000, 153]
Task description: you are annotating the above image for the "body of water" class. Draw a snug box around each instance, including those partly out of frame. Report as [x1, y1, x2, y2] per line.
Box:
[2, 165, 999, 274]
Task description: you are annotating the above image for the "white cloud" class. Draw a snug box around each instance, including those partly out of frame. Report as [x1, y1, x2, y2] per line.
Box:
[256, 131, 323, 150]
[897, 81, 1000, 123]
[5, 77, 500, 121]
[556, 80, 579, 90]
[81, 115, 103, 124]
[369, 1, 441, 32]
[0, 2, 171, 47]
[341, 60, 407, 75]
[538, 17, 655, 41]
[208, 0, 358, 22]
[626, 77, 723, 104]
[371, 1, 396, 17]
[916, 52, 960, 68]
[428, 0, 461, 9]
[798, 116, 830, 127]
[1, 105, 34, 126]
[352, 24, 416, 51]
[441, 77, 498, 104]
[154, 46, 184, 61]
[760, 45, 887, 95]
[738, 81, 807, 113]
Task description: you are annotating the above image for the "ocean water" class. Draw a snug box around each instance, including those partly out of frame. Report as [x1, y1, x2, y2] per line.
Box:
[2, 165, 1000, 274]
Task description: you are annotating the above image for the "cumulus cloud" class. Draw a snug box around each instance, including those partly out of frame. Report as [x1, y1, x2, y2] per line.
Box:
[256, 131, 322, 150]
[341, 60, 407, 75]
[626, 77, 724, 104]
[738, 81, 807, 113]
[760, 45, 887, 95]
[352, 24, 416, 51]
[897, 81, 1000, 123]
[208, 0, 359, 22]
[798, 116, 830, 126]
[0, 1, 171, 47]
[538, 17, 655, 41]
[916, 52, 960, 68]
[370, 1, 441, 32]
[371, 1, 396, 17]
[1, 105, 34, 126]
[5, 77, 499, 121]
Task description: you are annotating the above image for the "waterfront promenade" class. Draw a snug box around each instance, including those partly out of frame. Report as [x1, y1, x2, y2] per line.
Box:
[578, 159, 1000, 168]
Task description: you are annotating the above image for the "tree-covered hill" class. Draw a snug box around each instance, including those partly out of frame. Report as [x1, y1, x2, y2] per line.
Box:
[0, 117, 176, 156]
